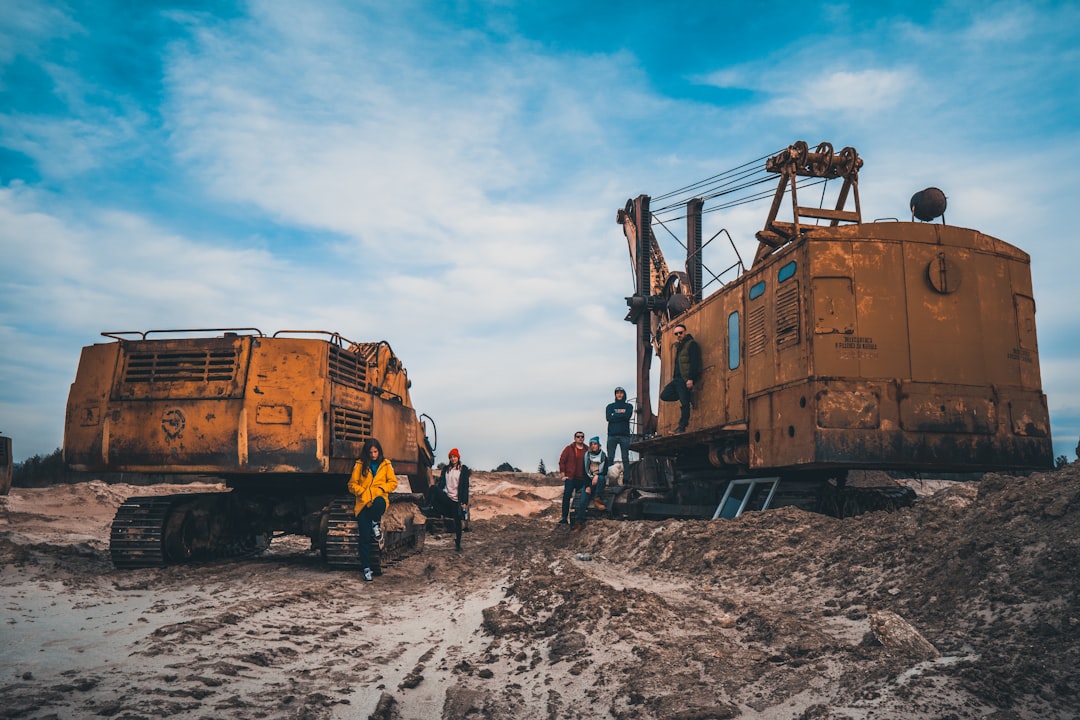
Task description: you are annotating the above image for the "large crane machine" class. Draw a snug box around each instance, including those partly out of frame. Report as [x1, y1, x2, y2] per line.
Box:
[615, 141, 1052, 518]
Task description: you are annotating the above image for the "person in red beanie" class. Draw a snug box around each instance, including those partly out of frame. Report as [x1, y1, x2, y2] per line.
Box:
[428, 448, 470, 550]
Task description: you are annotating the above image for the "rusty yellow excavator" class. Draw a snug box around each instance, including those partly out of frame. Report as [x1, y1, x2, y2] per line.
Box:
[64, 329, 435, 571]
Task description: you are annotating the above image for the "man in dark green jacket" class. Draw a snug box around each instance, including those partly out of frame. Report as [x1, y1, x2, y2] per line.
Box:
[659, 323, 701, 433]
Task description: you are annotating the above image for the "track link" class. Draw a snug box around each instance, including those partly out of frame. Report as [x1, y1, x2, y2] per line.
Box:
[324, 497, 426, 573]
[110, 496, 172, 568]
[110, 493, 268, 569]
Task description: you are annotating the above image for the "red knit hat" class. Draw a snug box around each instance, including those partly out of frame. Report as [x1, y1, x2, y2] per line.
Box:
[449, 448, 460, 459]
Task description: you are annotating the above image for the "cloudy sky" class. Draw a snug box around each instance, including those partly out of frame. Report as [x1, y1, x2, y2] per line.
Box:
[1, 0, 1078, 472]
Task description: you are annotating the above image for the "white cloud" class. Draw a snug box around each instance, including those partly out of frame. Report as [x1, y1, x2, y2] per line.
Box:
[0, 0, 78, 68]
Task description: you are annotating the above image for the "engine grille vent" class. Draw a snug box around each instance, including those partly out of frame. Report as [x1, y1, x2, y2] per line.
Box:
[747, 306, 767, 356]
[333, 407, 372, 445]
[329, 345, 367, 390]
[123, 349, 239, 383]
[776, 282, 801, 349]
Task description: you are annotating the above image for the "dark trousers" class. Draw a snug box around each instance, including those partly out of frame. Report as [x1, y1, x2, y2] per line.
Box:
[660, 377, 692, 430]
[427, 488, 464, 546]
[607, 434, 631, 468]
[562, 478, 588, 522]
[355, 495, 387, 571]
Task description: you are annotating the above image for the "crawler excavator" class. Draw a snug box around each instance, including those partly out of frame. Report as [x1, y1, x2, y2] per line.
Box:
[64, 329, 435, 571]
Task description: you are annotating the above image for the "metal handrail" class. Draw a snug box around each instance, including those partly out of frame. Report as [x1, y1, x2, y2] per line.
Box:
[102, 328, 265, 341]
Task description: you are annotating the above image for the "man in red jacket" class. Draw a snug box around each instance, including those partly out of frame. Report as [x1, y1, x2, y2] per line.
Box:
[558, 431, 589, 529]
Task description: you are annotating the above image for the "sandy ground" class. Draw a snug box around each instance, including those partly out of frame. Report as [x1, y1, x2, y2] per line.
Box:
[1, 465, 1078, 720]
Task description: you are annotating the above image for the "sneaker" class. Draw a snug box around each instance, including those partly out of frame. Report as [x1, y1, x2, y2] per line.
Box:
[371, 521, 382, 541]
[571, 523, 583, 533]
[362, 568, 374, 582]
[558, 517, 569, 525]
[455, 540, 462, 551]
[593, 498, 606, 511]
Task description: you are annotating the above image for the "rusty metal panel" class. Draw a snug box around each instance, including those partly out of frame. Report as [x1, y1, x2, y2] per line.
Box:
[744, 265, 774, 395]
[747, 384, 817, 468]
[746, 393, 770, 468]
[899, 383, 997, 434]
[243, 338, 328, 472]
[812, 275, 859, 378]
[103, 398, 251, 472]
[328, 343, 368, 390]
[112, 335, 249, 401]
[812, 276, 856, 335]
[775, 280, 801, 350]
[723, 296, 746, 425]
[64, 342, 121, 470]
[904, 241, 986, 383]
[691, 298, 734, 432]
[774, 273, 806, 385]
[816, 386, 881, 429]
[1006, 392, 1051, 438]
[810, 378, 1049, 470]
[255, 404, 292, 424]
[1012, 294, 1041, 389]
[371, 397, 423, 486]
[329, 382, 374, 458]
[851, 240, 910, 380]
[90, 335, 258, 471]
[813, 381, 900, 463]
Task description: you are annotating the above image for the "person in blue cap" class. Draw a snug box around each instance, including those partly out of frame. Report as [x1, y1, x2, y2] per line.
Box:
[582, 436, 611, 516]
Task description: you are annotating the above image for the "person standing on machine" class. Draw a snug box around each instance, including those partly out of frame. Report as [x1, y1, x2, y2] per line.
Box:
[605, 386, 633, 468]
[660, 324, 701, 433]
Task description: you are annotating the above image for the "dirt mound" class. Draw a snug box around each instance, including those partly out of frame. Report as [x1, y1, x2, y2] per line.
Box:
[0, 465, 1077, 719]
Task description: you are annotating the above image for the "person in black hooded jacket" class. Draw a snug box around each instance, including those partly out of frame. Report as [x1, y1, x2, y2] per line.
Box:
[605, 386, 633, 468]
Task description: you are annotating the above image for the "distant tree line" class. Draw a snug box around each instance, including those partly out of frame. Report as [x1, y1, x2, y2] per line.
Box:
[12, 448, 73, 487]
[12, 448, 201, 488]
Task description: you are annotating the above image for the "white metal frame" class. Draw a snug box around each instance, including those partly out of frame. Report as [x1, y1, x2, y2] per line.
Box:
[712, 477, 780, 519]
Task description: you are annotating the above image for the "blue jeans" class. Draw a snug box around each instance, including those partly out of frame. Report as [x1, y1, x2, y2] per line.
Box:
[591, 473, 608, 500]
[573, 480, 592, 524]
[607, 434, 631, 468]
[562, 478, 587, 522]
[355, 495, 387, 571]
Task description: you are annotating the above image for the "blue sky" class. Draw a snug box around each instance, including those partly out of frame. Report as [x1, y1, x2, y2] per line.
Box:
[1, 0, 1078, 471]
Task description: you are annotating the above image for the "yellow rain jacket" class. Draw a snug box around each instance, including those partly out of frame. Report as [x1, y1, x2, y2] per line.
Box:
[348, 458, 398, 516]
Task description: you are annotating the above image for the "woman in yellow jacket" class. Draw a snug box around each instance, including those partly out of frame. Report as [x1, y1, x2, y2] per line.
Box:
[348, 438, 397, 581]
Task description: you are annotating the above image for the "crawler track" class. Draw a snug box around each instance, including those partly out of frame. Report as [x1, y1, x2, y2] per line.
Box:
[109, 493, 267, 569]
[605, 474, 918, 522]
[110, 496, 172, 568]
[324, 497, 426, 573]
